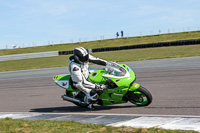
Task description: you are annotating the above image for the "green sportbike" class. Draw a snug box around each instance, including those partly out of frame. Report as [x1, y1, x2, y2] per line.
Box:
[53, 61, 152, 108]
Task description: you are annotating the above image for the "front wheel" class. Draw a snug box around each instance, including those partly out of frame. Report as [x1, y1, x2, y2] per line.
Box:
[126, 86, 152, 106]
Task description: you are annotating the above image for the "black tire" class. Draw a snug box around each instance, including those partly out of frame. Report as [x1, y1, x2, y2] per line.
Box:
[65, 90, 88, 108]
[127, 86, 152, 106]
[73, 102, 88, 108]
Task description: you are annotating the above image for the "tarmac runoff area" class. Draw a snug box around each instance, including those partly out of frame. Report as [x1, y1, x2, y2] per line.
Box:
[0, 113, 200, 131]
[1, 56, 200, 131]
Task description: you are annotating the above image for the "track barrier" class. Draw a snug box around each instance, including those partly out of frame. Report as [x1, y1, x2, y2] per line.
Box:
[1, 39, 199, 61]
[58, 39, 200, 55]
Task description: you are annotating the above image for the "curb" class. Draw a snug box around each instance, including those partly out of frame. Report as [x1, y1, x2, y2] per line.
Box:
[0, 113, 199, 132]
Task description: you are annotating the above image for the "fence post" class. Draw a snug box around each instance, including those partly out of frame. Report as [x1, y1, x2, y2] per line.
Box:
[158, 30, 161, 35]
[126, 34, 129, 39]
[100, 36, 104, 41]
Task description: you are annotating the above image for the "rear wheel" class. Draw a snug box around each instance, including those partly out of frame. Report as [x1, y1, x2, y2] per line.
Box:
[127, 86, 152, 106]
[65, 90, 88, 107]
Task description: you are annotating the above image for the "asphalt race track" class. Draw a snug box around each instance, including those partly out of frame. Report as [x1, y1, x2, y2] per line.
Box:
[0, 56, 200, 115]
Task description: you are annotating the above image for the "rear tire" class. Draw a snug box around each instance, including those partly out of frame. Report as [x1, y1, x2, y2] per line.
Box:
[65, 90, 88, 108]
[127, 86, 152, 106]
[73, 102, 88, 108]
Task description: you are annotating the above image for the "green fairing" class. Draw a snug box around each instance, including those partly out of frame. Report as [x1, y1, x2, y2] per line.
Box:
[129, 83, 140, 91]
[88, 70, 107, 84]
[89, 64, 135, 87]
[53, 74, 79, 92]
[98, 87, 128, 105]
[53, 74, 70, 81]
[88, 64, 136, 105]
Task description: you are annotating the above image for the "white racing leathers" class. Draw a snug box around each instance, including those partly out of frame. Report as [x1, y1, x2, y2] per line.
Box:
[68, 55, 107, 101]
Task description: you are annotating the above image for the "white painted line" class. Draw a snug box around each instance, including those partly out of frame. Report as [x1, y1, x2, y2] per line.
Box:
[109, 117, 200, 132]
[0, 113, 40, 119]
[82, 116, 105, 124]
[48, 115, 72, 121]
[110, 117, 182, 128]
[1, 112, 200, 118]
[159, 118, 200, 131]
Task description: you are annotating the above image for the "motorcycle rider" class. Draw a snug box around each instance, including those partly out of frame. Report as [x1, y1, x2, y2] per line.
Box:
[68, 47, 107, 109]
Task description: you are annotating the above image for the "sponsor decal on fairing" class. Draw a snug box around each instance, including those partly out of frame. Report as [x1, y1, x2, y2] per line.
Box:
[55, 80, 69, 89]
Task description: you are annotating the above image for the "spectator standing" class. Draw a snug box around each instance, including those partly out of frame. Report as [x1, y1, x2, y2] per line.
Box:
[121, 30, 124, 37]
[116, 32, 119, 38]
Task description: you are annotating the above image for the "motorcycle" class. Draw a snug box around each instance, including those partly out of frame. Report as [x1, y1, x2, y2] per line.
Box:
[53, 61, 152, 108]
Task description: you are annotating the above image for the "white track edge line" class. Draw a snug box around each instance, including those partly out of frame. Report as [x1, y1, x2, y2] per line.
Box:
[0, 112, 200, 118]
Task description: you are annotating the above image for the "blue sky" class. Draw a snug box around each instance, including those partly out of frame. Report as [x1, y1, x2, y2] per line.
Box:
[0, 0, 200, 49]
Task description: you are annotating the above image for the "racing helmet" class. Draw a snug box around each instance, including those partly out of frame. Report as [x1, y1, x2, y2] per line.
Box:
[73, 47, 89, 64]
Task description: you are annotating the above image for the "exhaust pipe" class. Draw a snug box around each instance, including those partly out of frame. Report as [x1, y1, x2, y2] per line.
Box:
[62, 95, 85, 104]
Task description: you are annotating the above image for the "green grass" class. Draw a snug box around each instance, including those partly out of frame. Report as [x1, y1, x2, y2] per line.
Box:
[1, 31, 200, 56]
[0, 44, 200, 72]
[0, 118, 197, 133]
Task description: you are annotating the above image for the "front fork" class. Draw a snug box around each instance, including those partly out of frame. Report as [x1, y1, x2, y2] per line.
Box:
[125, 83, 141, 102]
[129, 83, 140, 91]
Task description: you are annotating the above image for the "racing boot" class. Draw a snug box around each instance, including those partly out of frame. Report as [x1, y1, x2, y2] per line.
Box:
[84, 90, 98, 110]
[87, 103, 94, 110]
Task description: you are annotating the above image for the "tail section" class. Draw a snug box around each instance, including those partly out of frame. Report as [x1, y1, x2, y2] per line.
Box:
[53, 75, 71, 89]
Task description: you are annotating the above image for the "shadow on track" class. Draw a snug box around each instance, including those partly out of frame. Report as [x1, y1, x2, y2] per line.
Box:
[147, 106, 200, 109]
[30, 105, 141, 113]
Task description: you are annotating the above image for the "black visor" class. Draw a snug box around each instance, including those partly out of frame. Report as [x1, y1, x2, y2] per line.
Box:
[79, 54, 89, 63]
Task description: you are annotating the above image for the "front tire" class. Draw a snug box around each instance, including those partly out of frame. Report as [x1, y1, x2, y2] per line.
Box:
[127, 86, 152, 106]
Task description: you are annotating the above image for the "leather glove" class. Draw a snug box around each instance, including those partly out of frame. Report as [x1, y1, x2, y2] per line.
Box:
[100, 84, 108, 90]
[95, 84, 108, 91]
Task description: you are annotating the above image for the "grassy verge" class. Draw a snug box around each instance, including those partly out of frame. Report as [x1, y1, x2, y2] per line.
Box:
[0, 118, 197, 133]
[0, 44, 200, 72]
[0, 31, 200, 56]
